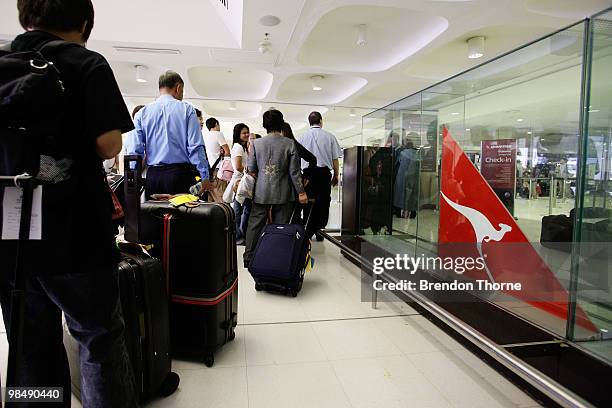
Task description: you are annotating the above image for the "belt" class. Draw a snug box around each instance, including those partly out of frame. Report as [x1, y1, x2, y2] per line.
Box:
[150, 163, 193, 170]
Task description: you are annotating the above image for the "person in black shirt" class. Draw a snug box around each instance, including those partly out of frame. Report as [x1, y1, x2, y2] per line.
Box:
[0, 1, 137, 407]
[281, 122, 317, 168]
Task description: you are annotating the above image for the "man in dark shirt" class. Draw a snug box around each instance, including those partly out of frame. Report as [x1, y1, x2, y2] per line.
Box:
[0, 1, 137, 406]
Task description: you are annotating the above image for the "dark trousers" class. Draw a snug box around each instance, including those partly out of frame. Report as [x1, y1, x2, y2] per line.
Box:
[0, 268, 138, 408]
[232, 198, 252, 241]
[303, 167, 332, 239]
[145, 164, 195, 199]
[243, 202, 295, 266]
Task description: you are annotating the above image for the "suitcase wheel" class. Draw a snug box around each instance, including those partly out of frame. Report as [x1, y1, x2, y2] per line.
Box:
[159, 371, 180, 397]
[204, 354, 215, 368]
[288, 289, 298, 298]
[255, 283, 263, 292]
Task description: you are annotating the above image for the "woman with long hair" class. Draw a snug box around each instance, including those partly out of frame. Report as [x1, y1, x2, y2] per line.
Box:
[230, 123, 251, 244]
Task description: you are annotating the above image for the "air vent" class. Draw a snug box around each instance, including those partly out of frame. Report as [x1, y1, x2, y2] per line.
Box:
[113, 46, 181, 55]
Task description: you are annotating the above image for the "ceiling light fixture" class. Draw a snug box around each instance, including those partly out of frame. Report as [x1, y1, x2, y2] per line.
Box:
[135, 65, 147, 83]
[357, 24, 367, 46]
[451, 112, 460, 116]
[258, 33, 271, 54]
[229, 101, 237, 111]
[116, 46, 181, 55]
[516, 118, 524, 122]
[259, 15, 281, 27]
[467, 36, 485, 59]
[311, 75, 324, 91]
[349, 108, 357, 117]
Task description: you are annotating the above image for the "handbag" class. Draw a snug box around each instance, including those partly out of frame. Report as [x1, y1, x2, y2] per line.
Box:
[235, 173, 255, 204]
[217, 159, 234, 182]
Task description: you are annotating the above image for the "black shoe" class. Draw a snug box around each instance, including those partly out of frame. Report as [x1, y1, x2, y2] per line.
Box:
[236, 238, 245, 246]
[243, 260, 250, 269]
[315, 233, 324, 242]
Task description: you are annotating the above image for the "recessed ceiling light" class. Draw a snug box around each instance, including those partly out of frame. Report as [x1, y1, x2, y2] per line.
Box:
[229, 101, 237, 111]
[516, 118, 524, 122]
[135, 65, 147, 83]
[467, 36, 485, 59]
[116, 46, 181, 55]
[465, 128, 471, 131]
[349, 108, 357, 117]
[451, 112, 460, 116]
[311, 75, 324, 91]
[588, 109, 600, 113]
[259, 15, 281, 27]
[527, 131, 533, 135]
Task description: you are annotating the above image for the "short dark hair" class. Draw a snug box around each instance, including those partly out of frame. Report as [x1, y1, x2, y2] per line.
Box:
[254, 134, 262, 139]
[263, 109, 284, 133]
[206, 117, 219, 131]
[158, 71, 184, 90]
[308, 111, 322, 126]
[281, 122, 295, 140]
[195, 108, 202, 118]
[132, 105, 145, 119]
[233, 123, 249, 148]
[18, 0, 95, 41]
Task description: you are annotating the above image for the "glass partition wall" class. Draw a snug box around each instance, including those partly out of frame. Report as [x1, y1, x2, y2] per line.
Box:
[360, 13, 612, 364]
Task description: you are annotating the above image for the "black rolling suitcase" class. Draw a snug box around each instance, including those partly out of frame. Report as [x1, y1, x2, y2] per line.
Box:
[140, 201, 238, 367]
[63, 251, 179, 403]
[540, 214, 573, 251]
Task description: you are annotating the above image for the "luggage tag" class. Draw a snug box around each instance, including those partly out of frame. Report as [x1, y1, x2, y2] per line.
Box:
[1, 186, 43, 240]
[169, 194, 200, 208]
[305, 253, 315, 273]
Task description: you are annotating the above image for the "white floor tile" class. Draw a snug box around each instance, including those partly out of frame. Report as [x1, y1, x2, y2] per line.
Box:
[0, 333, 7, 388]
[374, 315, 464, 355]
[332, 356, 453, 408]
[312, 318, 402, 361]
[407, 349, 539, 408]
[172, 326, 246, 369]
[244, 322, 327, 366]
[247, 362, 351, 408]
[148, 366, 249, 408]
[241, 287, 310, 324]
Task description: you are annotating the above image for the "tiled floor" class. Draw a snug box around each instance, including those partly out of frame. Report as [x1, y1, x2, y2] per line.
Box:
[0, 241, 543, 407]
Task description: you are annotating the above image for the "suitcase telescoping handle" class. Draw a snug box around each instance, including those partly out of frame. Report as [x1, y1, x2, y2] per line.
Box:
[124, 155, 144, 243]
[0, 175, 35, 391]
[290, 199, 315, 229]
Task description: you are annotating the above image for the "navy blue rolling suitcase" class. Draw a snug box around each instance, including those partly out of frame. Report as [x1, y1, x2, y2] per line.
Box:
[248, 204, 313, 297]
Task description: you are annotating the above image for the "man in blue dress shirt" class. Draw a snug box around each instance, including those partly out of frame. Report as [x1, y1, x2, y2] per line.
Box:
[129, 71, 212, 198]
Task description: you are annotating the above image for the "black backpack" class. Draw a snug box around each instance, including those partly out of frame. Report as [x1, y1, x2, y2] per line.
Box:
[0, 40, 70, 177]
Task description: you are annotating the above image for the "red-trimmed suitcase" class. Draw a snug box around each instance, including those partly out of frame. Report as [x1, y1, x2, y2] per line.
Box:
[140, 201, 238, 367]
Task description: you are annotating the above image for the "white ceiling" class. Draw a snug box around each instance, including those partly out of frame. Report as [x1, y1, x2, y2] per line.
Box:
[1, 0, 611, 147]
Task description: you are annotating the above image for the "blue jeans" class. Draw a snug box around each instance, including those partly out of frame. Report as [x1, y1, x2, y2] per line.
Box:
[0, 267, 138, 408]
[232, 199, 252, 241]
